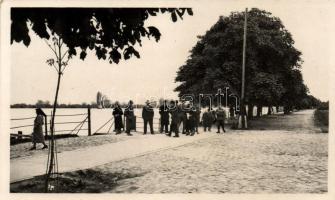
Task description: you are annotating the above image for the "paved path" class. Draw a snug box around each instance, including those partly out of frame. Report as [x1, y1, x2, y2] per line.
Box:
[250, 109, 321, 132]
[10, 132, 215, 183]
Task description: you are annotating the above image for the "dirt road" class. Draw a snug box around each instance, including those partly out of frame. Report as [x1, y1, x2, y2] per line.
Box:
[250, 109, 321, 132]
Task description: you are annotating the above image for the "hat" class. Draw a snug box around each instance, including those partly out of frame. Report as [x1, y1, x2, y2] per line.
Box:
[145, 100, 150, 104]
[36, 108, 46, 116]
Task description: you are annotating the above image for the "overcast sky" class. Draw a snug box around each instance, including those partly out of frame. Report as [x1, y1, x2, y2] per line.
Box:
[10, 0, 333, 104]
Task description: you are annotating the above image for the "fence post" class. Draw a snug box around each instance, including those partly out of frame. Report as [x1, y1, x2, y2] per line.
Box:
[44, 115, 48, 139]
[18, 131, 22, 141]
[88, 106, 92, 136]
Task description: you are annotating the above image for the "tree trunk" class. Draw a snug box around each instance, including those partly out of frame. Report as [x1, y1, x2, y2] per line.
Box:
[247, 104, 254, 119]
[275, 106, 279, 113]
[284, 106, 290, 115]
[238, 103, 247, 129]
[45, 39, 63, 192]
[44, 71, 62, 192]
[267, 106, 272, 115]
[256, 105, 262, 117]
[229, 106, 235, 118]
[284, 105, 290, 114]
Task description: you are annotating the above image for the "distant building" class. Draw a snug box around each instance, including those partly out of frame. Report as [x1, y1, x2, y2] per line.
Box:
[97, 92, 103, 108]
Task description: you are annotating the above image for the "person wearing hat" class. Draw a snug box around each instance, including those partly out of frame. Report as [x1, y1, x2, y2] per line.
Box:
[178, 101, 187, 134]
[202, 107, 215, 132]
[159, 100, 170, 134]
[185, 104, 196, 136]
[167, 100, 180, 137]
[194, 105, 201, 134]
[30, 108, 48, 150]
[124, 100, 135, 136]
[113, 101, 124, 134]
[216, 106, 226, 133]
[142, 100, 155, 134]
[189, 109, 198, 136]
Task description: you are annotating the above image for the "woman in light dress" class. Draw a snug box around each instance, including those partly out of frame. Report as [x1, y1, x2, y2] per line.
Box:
[30, 108, 48, 150]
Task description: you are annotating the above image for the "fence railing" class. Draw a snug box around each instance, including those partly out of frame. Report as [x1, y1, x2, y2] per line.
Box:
[93, 118, 114, 135]
[10, 108, 92, 143]
[134, 117, 161, 132]
[93, 116, 161, 135]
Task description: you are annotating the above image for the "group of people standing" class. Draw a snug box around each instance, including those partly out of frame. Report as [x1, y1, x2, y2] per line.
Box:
[163, 100, 201, 137]
[112, 100, 227, 137]
[28, 101, 227, 150]
[113, 100, 158, 136]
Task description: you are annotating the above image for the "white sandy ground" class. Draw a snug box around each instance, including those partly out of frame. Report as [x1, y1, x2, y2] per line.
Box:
[10, 109, 328, 193]
[100, 131, 327, 193]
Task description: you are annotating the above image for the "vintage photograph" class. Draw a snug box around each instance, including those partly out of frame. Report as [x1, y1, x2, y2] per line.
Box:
[1, 0, 333, 196]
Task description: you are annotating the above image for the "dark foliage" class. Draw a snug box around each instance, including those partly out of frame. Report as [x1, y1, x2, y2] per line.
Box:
[11, 8, 193, 63]
[175, 8, 309, 113]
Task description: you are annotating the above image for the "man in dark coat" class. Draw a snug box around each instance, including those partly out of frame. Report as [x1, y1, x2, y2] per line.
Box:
[216, 106, 226, 133]
[113, 101, 123, 134]
[202, 108, 214, 132]
[194, 105, 201, 134]
[124, 100, 135, 136]
[142, 100, 154, 134]
[178, 102, 187, 134]
[186, 107, 197, 136]
[167, 100, 179, 137]
[175, 100, 181, 133]
[211, 109, 217, 124]
[159, 100, 169, 133]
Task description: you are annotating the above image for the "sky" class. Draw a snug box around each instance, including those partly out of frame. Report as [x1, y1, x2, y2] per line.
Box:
[10, 0, 334, 105]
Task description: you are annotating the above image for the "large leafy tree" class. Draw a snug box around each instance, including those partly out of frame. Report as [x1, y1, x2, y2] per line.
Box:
[11, 7, 192, 192]
[175, 8, 306, 117]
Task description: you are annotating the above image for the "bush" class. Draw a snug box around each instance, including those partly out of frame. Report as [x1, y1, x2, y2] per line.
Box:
[314, 110, 329, 127]
[317, 102, 329, 110]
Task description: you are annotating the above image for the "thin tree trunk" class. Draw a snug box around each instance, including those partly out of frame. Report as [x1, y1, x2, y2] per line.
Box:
[44, 71, 61, 192]
[284, 105, 293, 114]
[45, 38, 63, 192]
[247, 104, 254, 119]
[267, 106, 272, 115]
[256, 105, 262, 117]
[229, 106, 235, 118]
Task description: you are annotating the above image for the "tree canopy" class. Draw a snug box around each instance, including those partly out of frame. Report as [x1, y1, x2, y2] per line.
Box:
[11, 8, 193, 63]
[175, 8, 309, 113]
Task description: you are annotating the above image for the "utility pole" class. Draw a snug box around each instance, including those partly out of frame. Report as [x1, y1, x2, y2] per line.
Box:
[238, 8, 248, 129]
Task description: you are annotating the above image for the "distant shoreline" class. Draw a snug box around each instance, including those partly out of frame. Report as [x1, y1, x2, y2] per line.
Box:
[10, 104, 151, 109]
[10, 104, 95, 109]
[11, 106, 92, 109]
